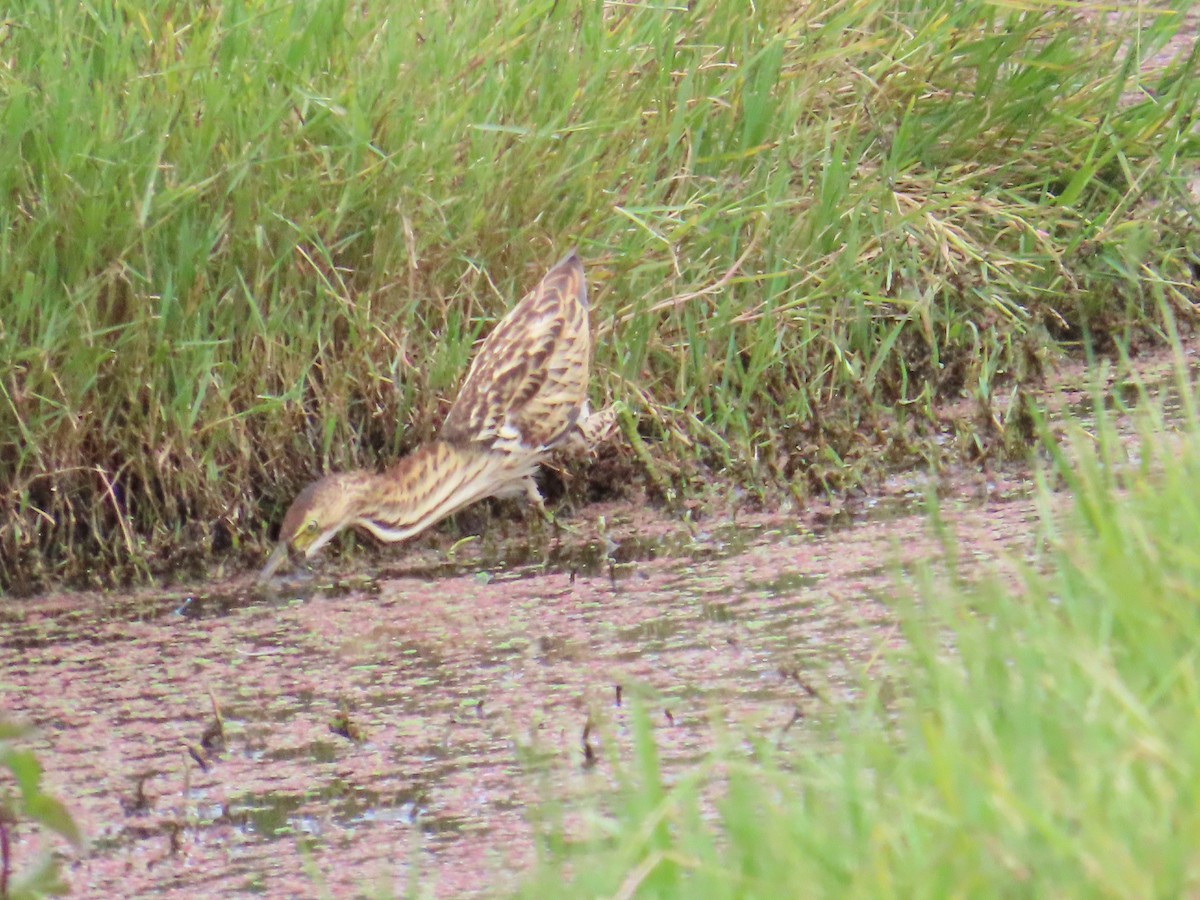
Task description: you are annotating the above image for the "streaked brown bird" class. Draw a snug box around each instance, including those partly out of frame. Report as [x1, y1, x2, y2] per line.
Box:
[259, 249, 615, 580]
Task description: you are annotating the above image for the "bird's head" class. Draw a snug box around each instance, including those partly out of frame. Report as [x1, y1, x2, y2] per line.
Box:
[258, 473, 370, 581]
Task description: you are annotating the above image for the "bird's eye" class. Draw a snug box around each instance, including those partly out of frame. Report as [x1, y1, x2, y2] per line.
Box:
[306, 520, 319, 533]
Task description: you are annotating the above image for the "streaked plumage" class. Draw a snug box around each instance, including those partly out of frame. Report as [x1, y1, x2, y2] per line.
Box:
[441, 250, 592, 453]
[260, 249, 611, 580]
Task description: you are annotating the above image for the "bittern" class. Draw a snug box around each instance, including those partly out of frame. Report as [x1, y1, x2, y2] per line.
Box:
[259, 249, 615, 580]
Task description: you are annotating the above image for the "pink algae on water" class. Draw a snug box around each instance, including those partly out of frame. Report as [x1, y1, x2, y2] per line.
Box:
[0, 480, 1051, 898]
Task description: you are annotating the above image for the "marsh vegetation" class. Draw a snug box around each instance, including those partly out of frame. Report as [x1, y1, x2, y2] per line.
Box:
[1, 1, 1198, 896]
[3, 0, 1196, 590]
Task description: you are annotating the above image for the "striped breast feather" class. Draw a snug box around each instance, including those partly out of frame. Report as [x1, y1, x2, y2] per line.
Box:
[440, 250, 591, 452]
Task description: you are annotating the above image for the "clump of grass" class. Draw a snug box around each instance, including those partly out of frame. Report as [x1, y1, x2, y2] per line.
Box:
[518, 345, 1200, 897]
[1, 1, 1197, 589]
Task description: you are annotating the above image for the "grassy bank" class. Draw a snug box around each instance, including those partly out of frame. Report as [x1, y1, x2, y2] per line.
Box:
[519, 350, 1200, 897]
[2, 0, 1197, 590]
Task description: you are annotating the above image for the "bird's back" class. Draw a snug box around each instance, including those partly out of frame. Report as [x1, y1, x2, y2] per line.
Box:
[439, 250, 591, 455]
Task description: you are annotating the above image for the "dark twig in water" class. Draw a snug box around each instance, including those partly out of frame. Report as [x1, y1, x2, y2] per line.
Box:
[186, 744, 209, 772]
[581, 717, 597, 770]
[200, 687, 226, 753]
[1, 817, 10, 900]
[777, 707, 805, 749]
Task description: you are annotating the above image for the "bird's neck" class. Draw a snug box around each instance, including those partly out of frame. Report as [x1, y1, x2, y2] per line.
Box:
[349, 440, 517, 544]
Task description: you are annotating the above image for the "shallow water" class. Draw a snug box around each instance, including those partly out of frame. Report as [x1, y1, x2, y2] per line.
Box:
[8, 342, 1192, 897]
[0, 481, 1046, 898]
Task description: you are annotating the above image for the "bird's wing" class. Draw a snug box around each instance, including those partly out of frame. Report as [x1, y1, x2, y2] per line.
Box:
[440, 250, 591, 453]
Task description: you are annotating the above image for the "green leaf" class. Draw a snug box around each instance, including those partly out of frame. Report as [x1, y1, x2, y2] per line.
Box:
[2, 749, 43, 799]
[0, 720, 34, 741]
[25, 795, 84, 848]
[9, 853, 71, 898]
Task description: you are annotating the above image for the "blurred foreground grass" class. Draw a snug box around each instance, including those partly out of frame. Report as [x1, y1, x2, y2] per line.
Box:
[1, 0, 1197, 589]
[519, 341, 1200, 897]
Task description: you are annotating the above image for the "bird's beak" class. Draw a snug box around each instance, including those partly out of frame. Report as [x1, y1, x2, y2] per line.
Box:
[258, 541, 291, 582]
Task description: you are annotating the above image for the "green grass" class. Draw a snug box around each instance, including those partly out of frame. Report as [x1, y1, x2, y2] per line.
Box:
[0, 717, 83, 897]
[518, 343, 1200, 897]
[1, 0, 1197, 588]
